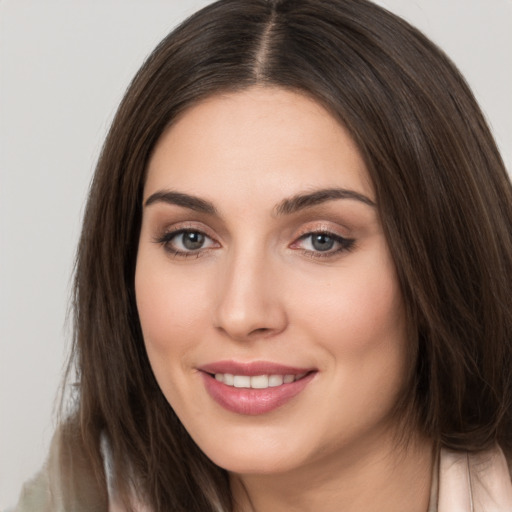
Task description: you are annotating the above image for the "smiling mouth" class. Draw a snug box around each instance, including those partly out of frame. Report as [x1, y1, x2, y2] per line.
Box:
[212, 372, 309, 389]
[200, 365, 316, 415]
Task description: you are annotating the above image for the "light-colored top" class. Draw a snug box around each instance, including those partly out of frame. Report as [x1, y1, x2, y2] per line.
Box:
[9, 438, 512, 512]
[437, 446, 512, 511]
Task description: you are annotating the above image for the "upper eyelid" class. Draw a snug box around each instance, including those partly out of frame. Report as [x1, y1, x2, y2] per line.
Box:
[154, 229, 220, 257]
[158, 227, 218, 245]
[292, 221, 352, 239]
[291, 231, 352, 247]
[151, 218, 354, 244]
[156, 221, 219, 239]
[297, 230, 347, 240]
[157, 228, 352, 252]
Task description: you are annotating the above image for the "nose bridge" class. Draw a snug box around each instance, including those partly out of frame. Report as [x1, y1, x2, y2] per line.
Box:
[213, 239, 286, 340]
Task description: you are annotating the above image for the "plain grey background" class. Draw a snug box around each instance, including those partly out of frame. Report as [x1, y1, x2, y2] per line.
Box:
[1, 0, 511, 507]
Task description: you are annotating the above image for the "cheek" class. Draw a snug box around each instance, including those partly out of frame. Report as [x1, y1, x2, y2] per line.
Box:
[134, 258, 218, 422]
[337, 278, 404, 350]
[134, 257, 212, 375]
[289, 251, 408, 416]
[293, 256, 405, 355]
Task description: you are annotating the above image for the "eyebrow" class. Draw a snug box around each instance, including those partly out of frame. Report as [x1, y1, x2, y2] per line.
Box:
[274, 188, 376, 216]
[145, 190, 217, 215]
[144, 187, 375, 216]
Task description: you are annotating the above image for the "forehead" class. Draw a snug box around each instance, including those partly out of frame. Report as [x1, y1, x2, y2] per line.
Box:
[144, 86, 373, 205]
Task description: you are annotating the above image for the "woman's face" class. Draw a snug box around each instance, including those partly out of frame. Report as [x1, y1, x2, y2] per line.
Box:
[135, 87, 409, 476]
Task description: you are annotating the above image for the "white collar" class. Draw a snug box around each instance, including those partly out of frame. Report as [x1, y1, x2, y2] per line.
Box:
[437, 445, 512, 512]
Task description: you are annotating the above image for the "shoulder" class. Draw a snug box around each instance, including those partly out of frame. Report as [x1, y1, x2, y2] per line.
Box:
[11, 429, 107, 512]
[10, 469, 52, 512]
[438, 445, 512, 512]
[11, 430, 151, 512]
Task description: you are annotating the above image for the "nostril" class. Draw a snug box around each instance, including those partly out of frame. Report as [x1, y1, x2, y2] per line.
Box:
[249, 327, 271, 336]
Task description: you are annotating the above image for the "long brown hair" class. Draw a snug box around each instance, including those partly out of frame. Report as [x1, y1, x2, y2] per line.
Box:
[66, 0, 512, 510]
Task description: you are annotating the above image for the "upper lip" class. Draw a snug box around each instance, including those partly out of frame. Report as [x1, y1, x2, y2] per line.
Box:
[199, 360, 315, 376]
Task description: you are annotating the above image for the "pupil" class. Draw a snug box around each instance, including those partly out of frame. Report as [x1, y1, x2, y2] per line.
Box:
[312, 234, 334, 251]
[183, 232, 204, 250]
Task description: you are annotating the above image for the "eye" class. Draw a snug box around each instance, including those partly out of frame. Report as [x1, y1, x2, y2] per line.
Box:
[177, 231, 208, 251]
[307, 233, 337, 252]
[292, 231, 355, 258]
[155, 229, 218, 257]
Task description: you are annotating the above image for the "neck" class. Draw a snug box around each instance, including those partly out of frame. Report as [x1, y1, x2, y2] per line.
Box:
[230, 431, 435, 512]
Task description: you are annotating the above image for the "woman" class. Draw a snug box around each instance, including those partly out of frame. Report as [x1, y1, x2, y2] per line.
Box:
[13, 0, 512, 510]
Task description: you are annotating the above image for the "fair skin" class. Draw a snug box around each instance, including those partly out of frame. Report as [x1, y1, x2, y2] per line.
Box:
[135, 86, 433, 512]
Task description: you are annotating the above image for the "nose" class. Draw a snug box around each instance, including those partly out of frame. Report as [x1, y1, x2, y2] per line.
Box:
[212, 248, 288, 342]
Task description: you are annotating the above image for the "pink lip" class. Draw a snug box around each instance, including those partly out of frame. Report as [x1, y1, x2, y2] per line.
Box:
[198, 360, 317, 416]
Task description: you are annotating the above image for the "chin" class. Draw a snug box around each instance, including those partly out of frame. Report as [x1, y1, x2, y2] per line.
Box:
[187, 422, 310, 476]
[210, 449, 303, 476]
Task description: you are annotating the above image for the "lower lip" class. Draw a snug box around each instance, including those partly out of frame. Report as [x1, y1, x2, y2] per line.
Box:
[200, 372, 316, 415]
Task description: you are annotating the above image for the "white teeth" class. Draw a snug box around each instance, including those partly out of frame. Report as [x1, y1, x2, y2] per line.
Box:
[214, 373, 306, 389]
[250, 375, 269, 389]
[268, 375, 284, 387]
[233, 375, 251, 388]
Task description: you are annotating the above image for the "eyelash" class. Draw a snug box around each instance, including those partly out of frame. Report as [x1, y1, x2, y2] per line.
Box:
[293, 231, 356, 259]
[154, 229, 218, 259]
[154, 229, 355, 260]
